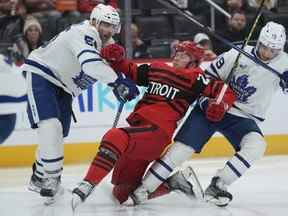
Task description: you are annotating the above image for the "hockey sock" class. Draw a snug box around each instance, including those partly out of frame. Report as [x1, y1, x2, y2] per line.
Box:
[38, 118, 64, 178]
[85, 128, 129, 184]
[141, 142, 194, 193]
[216, 132, 266, 185]
[34, 148, 44, 178]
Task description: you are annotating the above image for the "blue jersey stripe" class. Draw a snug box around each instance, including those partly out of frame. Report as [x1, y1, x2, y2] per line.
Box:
[24, 59, 68, 88]
[41, 156, 64, 163]
[77, 49, 100, 59]
[81, 58, 102, 67]
[150, 168, 166, 182]
[227, 161, 241, 177]
[0, 95, 27, 103]
[235, 153, 251, 168]
[232, 104, 265, 122]
[156, 159, 173, 172]
[25, 59, 57, 79]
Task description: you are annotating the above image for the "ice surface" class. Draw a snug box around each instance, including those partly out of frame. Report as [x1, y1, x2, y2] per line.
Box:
[0, 156, 287, 216]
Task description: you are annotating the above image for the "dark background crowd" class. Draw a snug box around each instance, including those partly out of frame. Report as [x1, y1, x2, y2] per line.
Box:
[0, 0, 287, 65]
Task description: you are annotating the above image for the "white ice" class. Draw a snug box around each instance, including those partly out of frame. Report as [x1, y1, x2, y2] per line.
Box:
[0, 155, 288, 216]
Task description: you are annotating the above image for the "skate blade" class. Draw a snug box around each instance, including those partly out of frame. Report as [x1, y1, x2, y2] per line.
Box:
[184, 167, 204, 200]
[44, 186, 65, 206]
[205, 195, 230, 207]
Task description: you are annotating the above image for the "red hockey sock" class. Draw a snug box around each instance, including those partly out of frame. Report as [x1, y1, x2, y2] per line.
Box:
[148, 182, 171, 200]
[84, 128, 129, 184]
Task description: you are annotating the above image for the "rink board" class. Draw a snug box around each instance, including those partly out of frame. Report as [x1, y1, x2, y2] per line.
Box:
[0, 134, 288, 167]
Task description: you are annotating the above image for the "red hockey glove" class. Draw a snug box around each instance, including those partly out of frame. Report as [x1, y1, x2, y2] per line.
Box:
[202, 80, 236, 122]
[205, 99, 229, 122]
[101, 43, 125, 66]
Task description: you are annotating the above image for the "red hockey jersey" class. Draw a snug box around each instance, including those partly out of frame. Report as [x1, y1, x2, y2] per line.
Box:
[114, 60, 207, 138]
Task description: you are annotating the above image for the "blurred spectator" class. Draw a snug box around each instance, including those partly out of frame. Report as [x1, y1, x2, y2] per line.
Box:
[25, 0, 62, 20]
[55, 0, 77, 12]
[11, 16, 43, 65]
[77, 0, 118, 13]
[215, 10, 248, 54]
[25, 0, 56, 13]
[212, 0, 255, 29]
[0, 1, 27, 43]
[0, 0, 26, 17]
[193, 32, 217, 68]
[188, 0, 209, 15]
[248, 0, 278, 11]
[130, 23, 151, 59]
[174, 0, 188, 9]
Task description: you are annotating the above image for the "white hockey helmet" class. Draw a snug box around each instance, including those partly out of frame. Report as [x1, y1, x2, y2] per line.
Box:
[257, 21, 286, 51]
[90, 4, 121, 34]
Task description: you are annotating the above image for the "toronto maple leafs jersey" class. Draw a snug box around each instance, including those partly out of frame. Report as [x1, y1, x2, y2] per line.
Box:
[0, 55, 27, 115]
[205, 45, 288, 122]
[21, 20, 117, 97]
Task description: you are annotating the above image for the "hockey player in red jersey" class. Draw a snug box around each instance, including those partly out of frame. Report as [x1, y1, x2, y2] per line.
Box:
[71, 41, 236, 209]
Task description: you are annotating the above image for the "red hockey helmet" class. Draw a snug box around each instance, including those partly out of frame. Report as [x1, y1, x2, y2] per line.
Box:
[175, 40, 204, 63]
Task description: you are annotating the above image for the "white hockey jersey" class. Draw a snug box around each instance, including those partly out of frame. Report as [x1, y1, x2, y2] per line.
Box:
[205, 46, 288, 122]
[21, 20, 117, 97]
[0, 55, 27, 115]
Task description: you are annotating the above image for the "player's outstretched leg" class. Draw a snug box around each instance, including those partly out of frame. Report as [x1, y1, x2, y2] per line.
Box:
[204, 176, 233, 207]
[72, 128, 129, 209]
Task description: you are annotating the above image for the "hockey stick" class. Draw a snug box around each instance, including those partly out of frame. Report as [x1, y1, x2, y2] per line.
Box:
[216, 0, 265, 103]
[112, 101, 125, 128]
[157, 0, 282, 79]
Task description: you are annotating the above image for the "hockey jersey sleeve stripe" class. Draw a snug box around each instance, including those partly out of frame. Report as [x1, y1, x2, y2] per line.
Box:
[0, 95, 27, 103]
[232, 104, 265, 122]
[77, 49, 100, 59]
[80, 58, 102, 67]
[24, 59, 68, 88]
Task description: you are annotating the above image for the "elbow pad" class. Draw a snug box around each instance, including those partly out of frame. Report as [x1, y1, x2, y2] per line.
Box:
[136, 64, 150, 86]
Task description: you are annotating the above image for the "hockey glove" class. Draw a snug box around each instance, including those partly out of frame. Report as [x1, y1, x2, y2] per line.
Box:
[101, 43, 125, 66]
[108, 75, 139, 103]
[279, 71, 288, 94]
[200, 80, 236, 122]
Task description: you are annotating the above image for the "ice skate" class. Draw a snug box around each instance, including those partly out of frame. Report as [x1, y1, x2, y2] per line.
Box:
[28, 163, 43, 193]
[28, 173, 43, 193]
[167, 166, 204, 200]
[40, 176, 64, 205]
[204, 176, 233, 207]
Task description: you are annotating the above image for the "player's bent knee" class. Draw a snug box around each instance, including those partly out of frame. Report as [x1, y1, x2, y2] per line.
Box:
[162, 141, 195, 168]
[240, 132, 266, 163]
[101, 128, 129, 154]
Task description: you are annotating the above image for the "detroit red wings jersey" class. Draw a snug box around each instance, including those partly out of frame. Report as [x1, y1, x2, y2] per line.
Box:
[115, 60, 205, 137]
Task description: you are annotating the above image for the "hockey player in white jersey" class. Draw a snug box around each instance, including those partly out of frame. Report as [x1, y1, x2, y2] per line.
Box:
[21, 4, 139, 203]
[0, 54, 26, 144]
[130, 22, 288, 207]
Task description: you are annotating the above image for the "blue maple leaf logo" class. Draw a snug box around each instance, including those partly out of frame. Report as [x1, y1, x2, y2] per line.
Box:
[72, 71, 97, 90]
[230, 75, 256, 103]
